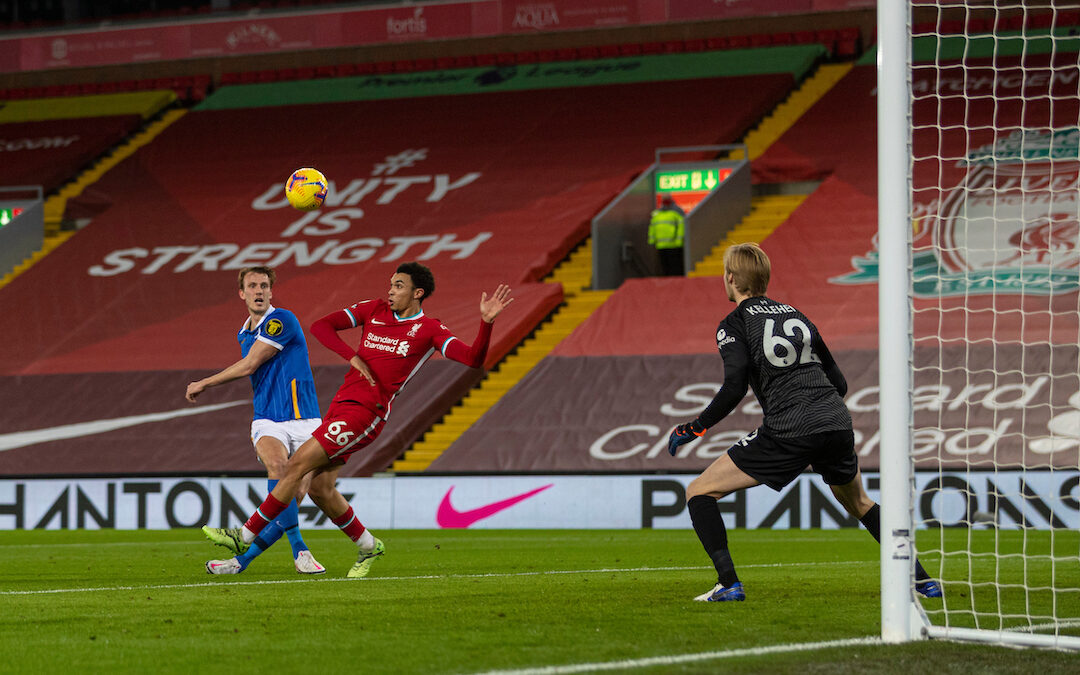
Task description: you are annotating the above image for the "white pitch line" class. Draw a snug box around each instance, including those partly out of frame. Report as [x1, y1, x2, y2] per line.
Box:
[0, 560, 870, 596]
[466, 637, 883, 675]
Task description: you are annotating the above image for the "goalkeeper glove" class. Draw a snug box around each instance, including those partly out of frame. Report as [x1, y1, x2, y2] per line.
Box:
[668, 420, 705, 456]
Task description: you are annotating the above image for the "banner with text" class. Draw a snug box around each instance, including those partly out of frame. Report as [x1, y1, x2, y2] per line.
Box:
[0, 471, 1074, 530]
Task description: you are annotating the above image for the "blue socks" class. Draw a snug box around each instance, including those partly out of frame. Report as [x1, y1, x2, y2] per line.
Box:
[234, 479, 308, 570]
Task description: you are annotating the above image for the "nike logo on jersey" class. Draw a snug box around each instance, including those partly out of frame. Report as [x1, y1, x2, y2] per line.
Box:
[436, 484, 553, 528]
[369, 319, 386, 325]
[0, 401, 248, 452]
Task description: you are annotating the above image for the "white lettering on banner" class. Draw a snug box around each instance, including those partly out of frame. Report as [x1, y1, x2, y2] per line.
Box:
[0, 135, 80, 151]
[250, 174, 481, 212]
[87, 233, 493, 276]
[910, 70, 1079, 95]
[512, 4, 559, 30]
[387, 8, 426, 37]
[0, 473, 1075, 530]
[845, 377, 1050, 413]
[588, 424, 747, 461]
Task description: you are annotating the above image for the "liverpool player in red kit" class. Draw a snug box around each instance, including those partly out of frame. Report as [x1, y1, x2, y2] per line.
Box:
[205, 262, 513, 577]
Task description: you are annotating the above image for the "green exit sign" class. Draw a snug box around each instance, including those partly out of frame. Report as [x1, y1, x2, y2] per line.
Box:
[0, 207, 22, 227]
[655, 169, 730, 193]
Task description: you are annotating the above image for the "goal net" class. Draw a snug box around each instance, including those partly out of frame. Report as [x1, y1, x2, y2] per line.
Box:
[879, 1, 1080, 649]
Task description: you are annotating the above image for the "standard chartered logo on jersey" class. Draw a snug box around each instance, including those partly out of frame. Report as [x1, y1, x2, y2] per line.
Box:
[834, 128, 1080, 297]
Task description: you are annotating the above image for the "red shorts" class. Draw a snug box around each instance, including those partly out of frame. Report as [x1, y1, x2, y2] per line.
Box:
[313, 401, 385, 465]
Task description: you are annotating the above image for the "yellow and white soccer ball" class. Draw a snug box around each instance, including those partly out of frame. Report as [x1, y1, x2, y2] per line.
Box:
[284, 167, 328, 211]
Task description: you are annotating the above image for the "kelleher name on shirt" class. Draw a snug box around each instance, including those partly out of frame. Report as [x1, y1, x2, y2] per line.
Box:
[744, 302, 796, 316]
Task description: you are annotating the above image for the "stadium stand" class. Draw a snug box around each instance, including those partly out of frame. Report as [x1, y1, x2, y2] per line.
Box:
[0, 47, 814, 477]
[428, 44, 1080, 477]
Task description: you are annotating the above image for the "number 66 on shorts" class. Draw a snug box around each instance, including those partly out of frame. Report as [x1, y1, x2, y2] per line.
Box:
[314, 402, 385, 463]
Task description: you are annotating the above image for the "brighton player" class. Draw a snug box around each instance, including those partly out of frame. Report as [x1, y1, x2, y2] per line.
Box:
[204, 262, 513, 577]
[667, 243, 942, 602]
[186, 266, 325, 574]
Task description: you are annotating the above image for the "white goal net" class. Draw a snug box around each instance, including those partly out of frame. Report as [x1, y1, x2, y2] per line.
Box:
[880, 1, 1080, 649]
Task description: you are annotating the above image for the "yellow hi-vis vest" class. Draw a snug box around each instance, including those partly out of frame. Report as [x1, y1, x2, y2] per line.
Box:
[648, 208, 685, 249]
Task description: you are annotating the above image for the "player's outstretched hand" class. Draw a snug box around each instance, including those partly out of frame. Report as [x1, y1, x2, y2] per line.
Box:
[667, 420, 705, 456]
[480, 284, 514, 323]
[185, 381, 205, 403]
[349, 355, 377, 386]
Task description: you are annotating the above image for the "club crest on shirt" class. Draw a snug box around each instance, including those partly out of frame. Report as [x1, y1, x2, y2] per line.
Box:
[265, 318, 283, 336]
[407, 322, 421, 337]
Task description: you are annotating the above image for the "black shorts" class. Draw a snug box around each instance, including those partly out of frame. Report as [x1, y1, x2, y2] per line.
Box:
[726, 427, 857, 492]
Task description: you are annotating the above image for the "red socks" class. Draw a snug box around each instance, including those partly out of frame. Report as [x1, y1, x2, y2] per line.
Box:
[332, 506, 367, 543]
[244, 492, 288, 536]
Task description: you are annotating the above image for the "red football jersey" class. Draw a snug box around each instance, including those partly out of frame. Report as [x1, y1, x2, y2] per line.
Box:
[326, 299, 462, 417]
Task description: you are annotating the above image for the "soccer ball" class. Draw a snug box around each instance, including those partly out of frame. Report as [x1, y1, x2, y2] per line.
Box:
[285, 168, 328, 211]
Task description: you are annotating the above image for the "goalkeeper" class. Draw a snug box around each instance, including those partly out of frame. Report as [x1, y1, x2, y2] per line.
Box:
[667, 243, 942, 602]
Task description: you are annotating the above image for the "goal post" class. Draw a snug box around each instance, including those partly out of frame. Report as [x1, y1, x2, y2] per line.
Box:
[879, 1, 1080, 650]
[877, 0, 919, 645]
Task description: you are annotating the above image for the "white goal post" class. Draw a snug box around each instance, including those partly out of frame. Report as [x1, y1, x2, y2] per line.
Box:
[879, 0, 1080, 649]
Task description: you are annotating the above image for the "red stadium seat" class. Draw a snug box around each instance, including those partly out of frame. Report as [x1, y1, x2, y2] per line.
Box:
[749, 33, 772, 47]
[536, 49, 558, 62]
[792, 31, 816, 45]
[315, 65, 336, 78]
[661, 40, 683, 53]
[727, 35, 751, 49]
[78, 82, 100, 95]
[295, 66, 315, 80]
[1057, 11, 1080, 27]
[516, 51, 538, 64]
[599, 44, 620, 58]
[434, 56, 456, 70]
[374, 61, 394, 74]
[254, 70, 277, 83]
[276, 67, 299, 81]
[683, 39, 706, 52]
[354, 62, 375, 75]
[495, 52, 516, 66]
[220, 72, 242, 85]
[577, 46, 600, 59]
[641, 41, 662, 54]
[335, 63, 358, 77]
[475, 53, 497, 66]
[1028, 13, 1055, 29]
[413, 58, 435, 72]
[452, 55, 476, 68]
[391, 60, 414, 73]
[705, 36, 728, 51]
[771, 32, 794, 46]
[618, 42, 642, 56]
[835, 37, 859, 59]
[555, 47, 577, 60]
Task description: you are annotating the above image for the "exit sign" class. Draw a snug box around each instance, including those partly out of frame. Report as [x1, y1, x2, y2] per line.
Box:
[655, 168, 731, 193]
[0, 208, 22, 227]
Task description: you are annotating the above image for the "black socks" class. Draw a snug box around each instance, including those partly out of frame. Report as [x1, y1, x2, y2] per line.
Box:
[688, 495, 740, 587]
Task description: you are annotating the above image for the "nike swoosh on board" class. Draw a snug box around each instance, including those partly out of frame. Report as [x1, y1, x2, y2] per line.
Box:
[0, 400, 248, 452]
[436, 484, 554, 528]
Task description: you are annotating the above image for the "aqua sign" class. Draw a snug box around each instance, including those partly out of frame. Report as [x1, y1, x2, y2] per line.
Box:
[0, 207, 22, 227]
[655, 169, 730, 193]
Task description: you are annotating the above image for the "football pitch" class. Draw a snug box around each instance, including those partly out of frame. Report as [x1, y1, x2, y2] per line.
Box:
[2, 528, 1077, 674]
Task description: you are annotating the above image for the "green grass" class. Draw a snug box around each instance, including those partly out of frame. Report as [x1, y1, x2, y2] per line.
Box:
[0, 529, 1077, 674]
